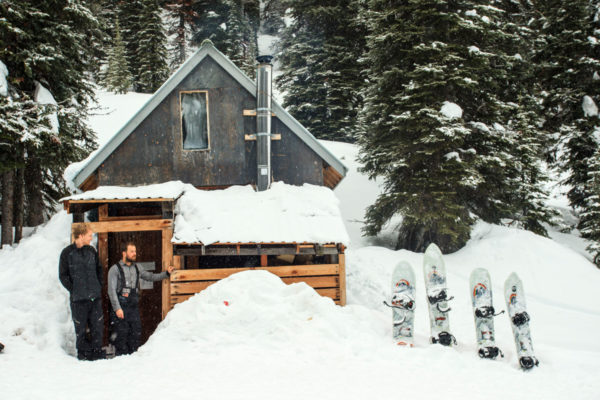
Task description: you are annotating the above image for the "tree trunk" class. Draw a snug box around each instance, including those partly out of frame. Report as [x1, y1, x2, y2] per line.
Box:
[1, 169, 15, 246]
[13, 165, 24, 243]
[178, 13, 186, 66]
[25, 154, 45, 227]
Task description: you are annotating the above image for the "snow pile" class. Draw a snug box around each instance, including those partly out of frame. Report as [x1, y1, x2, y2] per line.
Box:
[173, 182, 349, 244]
[0, 212, 74, 356]
[0, 60, 8, 97]
[441, 101, 463, 119]
[34, 81, 59, 133]
[61, 180, 188, 201]
[582, 95, 598, 117]
[145, 270, 384, 356]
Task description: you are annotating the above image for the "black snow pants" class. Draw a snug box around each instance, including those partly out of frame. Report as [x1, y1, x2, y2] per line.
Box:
[70, 298, 104, 360]
[110, 293, 141, 356]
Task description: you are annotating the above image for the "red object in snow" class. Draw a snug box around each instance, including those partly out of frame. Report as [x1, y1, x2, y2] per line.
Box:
[223, 301, 229, 306]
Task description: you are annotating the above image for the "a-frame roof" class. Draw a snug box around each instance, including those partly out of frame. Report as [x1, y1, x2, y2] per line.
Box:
[72, 41, 347, 189]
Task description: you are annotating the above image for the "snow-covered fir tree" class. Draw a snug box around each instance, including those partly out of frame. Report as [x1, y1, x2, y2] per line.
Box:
[118, 0, 144, 90]
[0, 0, 98, 236]
[534, 0, 600, 210]
[104, 17, 133, 94]
[136, 0, 169, 93]
[276, 0, 365, 143]
[358, 0, 552, 252]
[580, 146, 600, 267]
[164, 0, 197, 71]
[191, 0, 259, 78]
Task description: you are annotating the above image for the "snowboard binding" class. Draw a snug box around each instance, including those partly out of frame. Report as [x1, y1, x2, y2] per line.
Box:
[512, 311, 530, 327]
[519, 356, 539, 370]
[475, 306, 505, 319]
[478, 346, 504, 359]
[427, 288, 453, 313]
[383, 294, 415, 311]
[430, 331, 457, 346]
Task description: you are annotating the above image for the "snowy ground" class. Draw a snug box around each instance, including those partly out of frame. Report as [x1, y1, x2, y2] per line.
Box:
[1, 91, 599, 399]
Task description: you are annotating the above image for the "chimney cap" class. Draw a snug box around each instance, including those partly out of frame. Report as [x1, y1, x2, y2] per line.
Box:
[256, 55, 273, 64]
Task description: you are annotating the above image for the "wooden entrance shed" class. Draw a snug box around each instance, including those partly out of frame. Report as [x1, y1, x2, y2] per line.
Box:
[62, 41, 349, 344]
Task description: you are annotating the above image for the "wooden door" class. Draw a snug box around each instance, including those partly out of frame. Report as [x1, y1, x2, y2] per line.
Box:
[106, 231, 163, 345]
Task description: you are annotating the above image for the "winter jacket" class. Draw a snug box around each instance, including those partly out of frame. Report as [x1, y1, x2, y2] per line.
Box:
[107, 260, 168, 312]
[59, 243, 103, 302]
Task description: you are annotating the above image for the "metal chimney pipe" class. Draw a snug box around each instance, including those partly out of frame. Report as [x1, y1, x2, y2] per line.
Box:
[256, 55, 273, 191]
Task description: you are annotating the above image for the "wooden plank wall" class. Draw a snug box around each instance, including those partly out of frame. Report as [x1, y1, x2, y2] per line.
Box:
[97, 56, 325, 188]
[167, 263, 345, 309]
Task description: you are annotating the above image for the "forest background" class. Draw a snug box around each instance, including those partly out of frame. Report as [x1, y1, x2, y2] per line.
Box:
[1, 0, 599, 266]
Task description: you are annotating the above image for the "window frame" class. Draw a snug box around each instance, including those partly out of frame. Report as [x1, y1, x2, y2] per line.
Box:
[179, 90, 211, 152]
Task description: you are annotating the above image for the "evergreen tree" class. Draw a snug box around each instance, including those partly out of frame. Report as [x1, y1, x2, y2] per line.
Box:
[191, 0, 259, 78]
[580, 147, 600, 267]
[0, 0, 98, 233]
[136, 0, 169, 93]
[164, 0, 197, 71]
[104, 17, 133, 93]
[358, 0, 552, 252]
[118, 0, 144, 89]
[534, 0, 600, 210]
[276, 0, 366, 143]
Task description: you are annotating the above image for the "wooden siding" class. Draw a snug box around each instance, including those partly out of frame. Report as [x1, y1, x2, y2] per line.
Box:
[167, 263, 344, 309]
[97, 56, 323, 188]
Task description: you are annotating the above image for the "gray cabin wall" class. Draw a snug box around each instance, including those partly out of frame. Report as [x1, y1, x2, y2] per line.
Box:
[97, 56, 323, 187]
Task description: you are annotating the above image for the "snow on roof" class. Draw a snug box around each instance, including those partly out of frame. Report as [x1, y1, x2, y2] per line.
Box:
[61, 181, 187, 201]
[61, 180, 348, 244]
[173, 181, 349, 245]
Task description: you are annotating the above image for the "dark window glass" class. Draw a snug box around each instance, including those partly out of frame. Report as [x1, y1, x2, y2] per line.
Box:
[181, 92, 209, 150]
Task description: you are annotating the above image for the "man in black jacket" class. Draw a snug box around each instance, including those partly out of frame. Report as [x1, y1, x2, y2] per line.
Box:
[59, 223, 105, 361]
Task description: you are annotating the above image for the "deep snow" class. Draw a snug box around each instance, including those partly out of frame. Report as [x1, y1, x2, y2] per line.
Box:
[1, 91, 599, 399]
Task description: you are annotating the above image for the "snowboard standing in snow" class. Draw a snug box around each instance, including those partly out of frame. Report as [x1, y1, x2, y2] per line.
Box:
[505, 272, 539, 370]
[423, 244, 456, 346]
[469, 268, 504, 359]
[384, 261, 416, 346]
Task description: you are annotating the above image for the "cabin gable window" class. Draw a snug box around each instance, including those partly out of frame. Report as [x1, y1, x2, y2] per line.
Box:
[180, 90, 210, 150]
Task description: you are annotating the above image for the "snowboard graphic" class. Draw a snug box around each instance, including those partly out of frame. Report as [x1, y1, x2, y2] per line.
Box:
[384, 261, 416, 346]
[423, 243, 456, 346]
[469, 268, 504, 359]
[504, 272, 539, 370]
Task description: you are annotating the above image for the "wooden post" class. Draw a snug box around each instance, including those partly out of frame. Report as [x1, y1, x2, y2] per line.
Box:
[339, 253, 346, 306]
[173, 255, 182, 270]
[162, 228, 174, 319]
[260, 254, 268, 267]
[98, 204, 108, 220]
[98, 204, 109, 270]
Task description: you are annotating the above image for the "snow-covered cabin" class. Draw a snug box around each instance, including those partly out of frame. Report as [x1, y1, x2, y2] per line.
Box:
[62, 41, 348, 344]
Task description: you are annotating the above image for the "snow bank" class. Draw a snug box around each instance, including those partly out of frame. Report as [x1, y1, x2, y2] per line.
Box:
[0, 211, 74, 356]
[145, 270, 384, 356]
[1, 205, 600, 400]
[173, 182, 349, 244]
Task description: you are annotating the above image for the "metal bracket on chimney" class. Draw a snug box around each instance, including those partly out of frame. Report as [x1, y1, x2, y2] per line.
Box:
[243, 109, 276, 117]
[245, 133, 281, 141]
